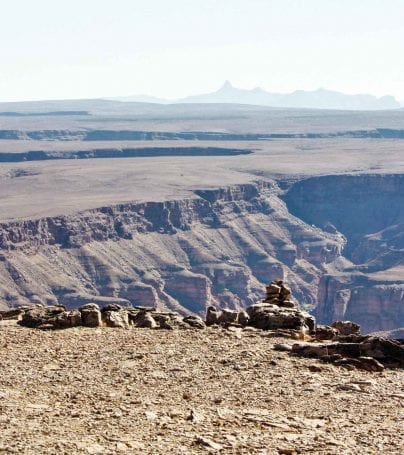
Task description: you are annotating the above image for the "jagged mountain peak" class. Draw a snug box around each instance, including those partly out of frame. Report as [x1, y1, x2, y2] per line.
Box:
[218, 80, 235, 91]
[179, 83, 401, 110]
[107, 82, 401, 110]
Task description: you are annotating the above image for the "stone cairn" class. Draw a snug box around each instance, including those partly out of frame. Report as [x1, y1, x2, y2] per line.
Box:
[205, 278, 314, 332]
[264, 280, 296, 308]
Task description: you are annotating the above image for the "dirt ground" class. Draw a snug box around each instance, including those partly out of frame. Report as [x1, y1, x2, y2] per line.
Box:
[0, 323, 403, 454]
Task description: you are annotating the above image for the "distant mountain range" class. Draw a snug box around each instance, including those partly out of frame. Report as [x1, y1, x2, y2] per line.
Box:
[110, 81, 401, 110]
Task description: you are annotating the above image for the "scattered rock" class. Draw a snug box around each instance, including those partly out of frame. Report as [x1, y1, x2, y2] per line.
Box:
[195, 436, 223, 451]
[336, 383, 362, 392]
[277, 449, 297, 455]
[186, 408, 204, 423]
[0, 320, 403, 453]
[145, 410, 158, 421]
[86, 444, 105, 454]
[308, 364, 323, 372]
[273, 343, 293, 352]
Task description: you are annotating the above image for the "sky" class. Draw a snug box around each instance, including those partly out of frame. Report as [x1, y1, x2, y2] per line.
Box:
[1, 0, 404, 102]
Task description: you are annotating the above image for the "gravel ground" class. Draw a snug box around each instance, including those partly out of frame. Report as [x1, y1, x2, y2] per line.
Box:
[0, 323, 403, 454]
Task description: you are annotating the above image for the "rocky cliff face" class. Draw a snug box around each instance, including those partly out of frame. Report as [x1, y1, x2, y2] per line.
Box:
[0, 181, 343, 316]
[283, 174, 404, 333]
[0, 176, 403, 333]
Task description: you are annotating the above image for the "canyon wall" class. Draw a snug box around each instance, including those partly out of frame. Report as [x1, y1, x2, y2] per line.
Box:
[0, 175, 403, 333]
[283, 174, 404, 333]
[0, 181, 343, 317]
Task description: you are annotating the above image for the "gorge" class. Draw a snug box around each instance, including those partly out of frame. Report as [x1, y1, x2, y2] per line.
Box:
[1, 174, 403, 334]
[1, 101, 404, 335]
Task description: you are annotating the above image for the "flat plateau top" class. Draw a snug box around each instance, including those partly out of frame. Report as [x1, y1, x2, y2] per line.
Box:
[1, 138, 404, 222]
[0, 324, 402, 454]
[1, 102, 404, 221]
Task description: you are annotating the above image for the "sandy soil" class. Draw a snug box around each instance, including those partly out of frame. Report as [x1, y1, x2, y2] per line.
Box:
[0, 322, 402, 454]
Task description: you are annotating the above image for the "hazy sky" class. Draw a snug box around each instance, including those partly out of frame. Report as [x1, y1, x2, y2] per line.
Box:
[1, 0, 404, 102]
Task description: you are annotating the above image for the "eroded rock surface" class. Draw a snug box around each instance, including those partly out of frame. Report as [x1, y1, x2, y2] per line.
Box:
[0, 182, 344, 319]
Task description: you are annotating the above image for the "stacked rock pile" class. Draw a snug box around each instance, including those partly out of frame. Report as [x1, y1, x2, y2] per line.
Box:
[205, 280, 316, 337]
[246, 279, 315, 334]
[264, 280, 296, 308]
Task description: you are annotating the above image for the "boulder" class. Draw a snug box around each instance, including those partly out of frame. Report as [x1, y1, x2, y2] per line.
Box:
[132, 311, 157, 329]
[315, 325, 339, 340]
[266, 283, 281, 295]
[18, 305, 68, 329]
[247, 303, 315, 333]
[67, 309, 82, 327]
[237, 311, 250, 327]
[205, 306, 249, 327]
[0, 307, 28, 321]
[280, 299, 297, 308]
[357, 356, 385, 372]
[280, 285, 292, 299]
[331, 320, 361, 336]
[292, 336, 404, 369]
[154, 313, 188, 330]
[206, 306, 222, 326]
[220, 309, 240, 325]
[102, 309, 129, 329]
[183, 315, 206, 329]
[79, 304, 102, 328]
[263, 280, 297, 308]
[101, 304, 123, 312]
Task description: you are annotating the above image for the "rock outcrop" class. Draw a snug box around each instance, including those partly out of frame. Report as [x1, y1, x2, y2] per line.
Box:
[292, 336, 404, 370]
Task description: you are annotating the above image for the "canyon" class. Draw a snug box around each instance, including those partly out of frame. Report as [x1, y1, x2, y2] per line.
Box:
[0, 176, 403, 333]
[0, 101, 404, 334]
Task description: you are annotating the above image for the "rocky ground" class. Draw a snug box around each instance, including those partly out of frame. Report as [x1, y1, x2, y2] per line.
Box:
[0, 322, 403, 454]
